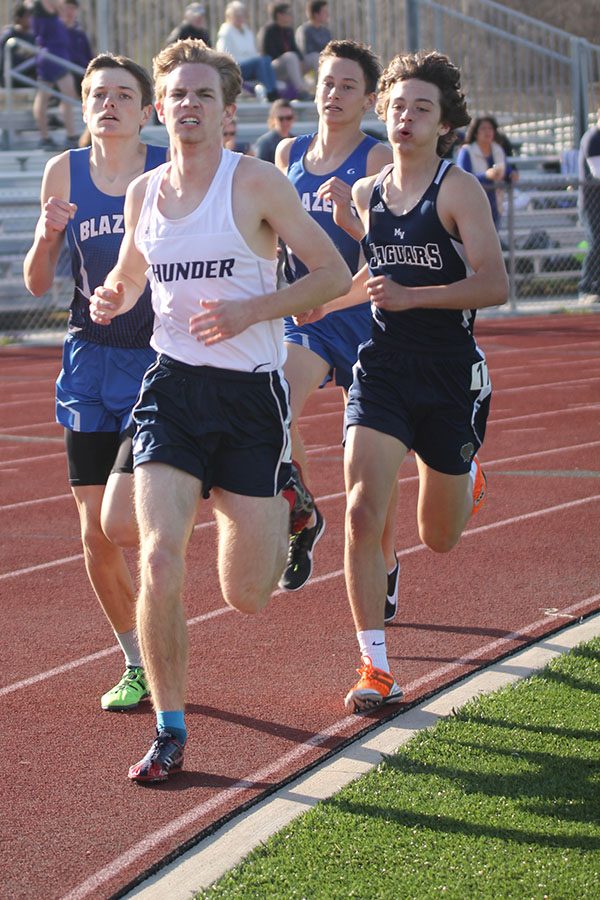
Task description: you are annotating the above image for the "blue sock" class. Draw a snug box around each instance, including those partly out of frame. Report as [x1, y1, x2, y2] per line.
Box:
[156, 710, 187, 745]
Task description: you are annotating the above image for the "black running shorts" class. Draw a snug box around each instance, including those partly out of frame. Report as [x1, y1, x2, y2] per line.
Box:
[344, 340, 491, 475]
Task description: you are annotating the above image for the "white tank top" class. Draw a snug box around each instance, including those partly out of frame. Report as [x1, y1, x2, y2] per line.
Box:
[135, 149, 283, 371]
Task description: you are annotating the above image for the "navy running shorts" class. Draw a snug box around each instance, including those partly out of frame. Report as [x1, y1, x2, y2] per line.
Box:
[56, 335, 156, 433]
[132, 355, 292, 497]
[284, 302, 372, 390]
[344, 340, 492, 475]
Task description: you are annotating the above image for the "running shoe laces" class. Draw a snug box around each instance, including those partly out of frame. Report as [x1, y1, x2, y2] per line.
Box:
[101, 666, 150, 711]
[128, 730, 184, 783]
[278, 506, 325, 591]
[344, 656, 404, 713]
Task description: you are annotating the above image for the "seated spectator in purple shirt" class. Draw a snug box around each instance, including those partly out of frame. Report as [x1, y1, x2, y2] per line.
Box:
[32, 0, 79, 149]
[59, 0, 92, 95]
[257, 2, 312, 100]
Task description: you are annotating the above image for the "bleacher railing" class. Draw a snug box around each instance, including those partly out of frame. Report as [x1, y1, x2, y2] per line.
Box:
[2, 36, 85, 150]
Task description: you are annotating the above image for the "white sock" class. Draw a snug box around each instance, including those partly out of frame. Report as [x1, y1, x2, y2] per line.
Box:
[357, 629, 389, 672]
[114, 628, 142, 669]
[469, 458, 477, 490]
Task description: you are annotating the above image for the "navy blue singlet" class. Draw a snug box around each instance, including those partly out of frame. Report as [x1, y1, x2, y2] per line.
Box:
[362, 159, 476, 355]
[66, 144, 167, 348]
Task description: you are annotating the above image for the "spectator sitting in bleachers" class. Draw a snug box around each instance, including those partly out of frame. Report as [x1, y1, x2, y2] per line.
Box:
[456, 114, 518, 229]
[295, 1, 331, 77]
[253, 98, 296, 163]
[222, 117, 253, 155]
[59, 0, 93, 96]
[165, 3, 211, 47]
[216, 1, 279, 102]
[0, 2, 36, 87]
[32, 0, 79, 150]
[257, 2, 312, 101]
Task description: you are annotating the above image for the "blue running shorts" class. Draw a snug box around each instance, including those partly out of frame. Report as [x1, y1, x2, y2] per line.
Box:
[345, 340, 492, 475]
[284, 302, 372, 390]
[56, 335, 156, 433]
[132, 355, 292, 498]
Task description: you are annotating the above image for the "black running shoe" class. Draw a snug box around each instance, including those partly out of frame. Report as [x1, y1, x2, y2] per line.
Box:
[278, 506, 325, 591]
[384, 556, 400, 624]
[128, 730, 184, 783]
[281, 461, 315, 534]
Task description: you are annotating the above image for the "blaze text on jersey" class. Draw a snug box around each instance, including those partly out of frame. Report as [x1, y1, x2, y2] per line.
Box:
[151, 258, 235, 283]
[367, 241, 442, 270]
[78, 214, 124, 242]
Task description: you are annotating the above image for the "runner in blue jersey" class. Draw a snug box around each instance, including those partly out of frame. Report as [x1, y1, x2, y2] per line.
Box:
[275, 40, 398, 598]
[24, 53, 167, 713]
[305, 51, 508, 713]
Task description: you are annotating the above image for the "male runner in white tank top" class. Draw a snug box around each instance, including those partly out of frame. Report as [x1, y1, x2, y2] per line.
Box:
[90, 39, 351, 782]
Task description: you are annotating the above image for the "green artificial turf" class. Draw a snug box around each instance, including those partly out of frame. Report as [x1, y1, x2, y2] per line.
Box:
[198, 637, 600, 899]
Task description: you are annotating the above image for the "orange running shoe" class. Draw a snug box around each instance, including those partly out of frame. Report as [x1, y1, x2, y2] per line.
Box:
[344, 657, 404, 713]
[471, 454, 487, 515]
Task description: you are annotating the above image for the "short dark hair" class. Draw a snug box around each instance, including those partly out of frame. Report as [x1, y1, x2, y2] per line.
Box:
[464, 115, 499, 144]
[81, 54, 154, 108]
[13, 3, 31, 20]
[308, 1, 328, 15]
[267, 97, 294, 125]
[377, 50, 470, 155]
[319, 40, 381, 95]
[270, 3, 291, 20]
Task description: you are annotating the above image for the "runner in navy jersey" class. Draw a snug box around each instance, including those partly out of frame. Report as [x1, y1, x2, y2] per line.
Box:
[24, 53, 167, 713]
[304, 51, 508, 712]
[275, 40, 398, 598]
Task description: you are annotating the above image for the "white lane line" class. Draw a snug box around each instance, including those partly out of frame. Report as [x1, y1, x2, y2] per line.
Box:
[0, 421, 59, 432]
[482, 338, 598, 356]
[0, 451, 64, 468]
[3, 493, 599, 696]
[496, 375, 600, 394]
[491, 403, 600, 425]
[63, 594, 600, 900]
[0, 395, 51, 408]
[2, 435, 600, 569]
[0, 433, 63, 444]
[2, 433, 597, 513]
[0, 609, 231, 699]
[0, 396, 597, 470]
[0, 493, 71, 512]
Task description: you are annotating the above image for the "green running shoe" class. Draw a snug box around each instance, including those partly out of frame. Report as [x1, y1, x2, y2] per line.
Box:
[101, 666, 150, 711]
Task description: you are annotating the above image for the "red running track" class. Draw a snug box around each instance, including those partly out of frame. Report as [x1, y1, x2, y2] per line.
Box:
[1, 314, 599, 899]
